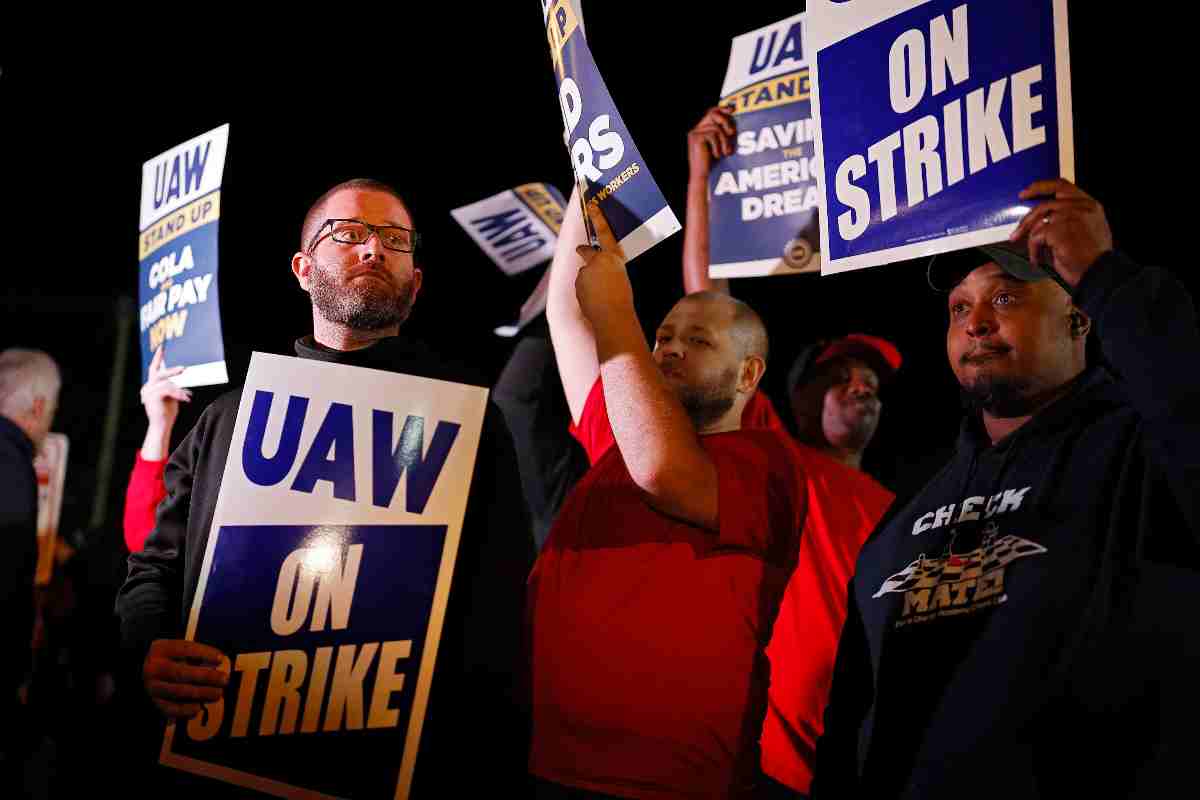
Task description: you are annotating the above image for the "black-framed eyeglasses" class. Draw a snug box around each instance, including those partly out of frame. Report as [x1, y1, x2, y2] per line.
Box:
[307, 218, 421, 254]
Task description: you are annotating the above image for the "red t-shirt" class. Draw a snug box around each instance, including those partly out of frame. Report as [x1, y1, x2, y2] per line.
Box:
[529, 379, 807, 799]
[759, 442, 893, 793]
[123, 452, 167, 552]
[569, 385, 787, 466]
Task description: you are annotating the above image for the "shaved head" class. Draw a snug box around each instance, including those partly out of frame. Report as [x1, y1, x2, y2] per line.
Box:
[677, 291, 769, 366]
[653, 292, 770, 431]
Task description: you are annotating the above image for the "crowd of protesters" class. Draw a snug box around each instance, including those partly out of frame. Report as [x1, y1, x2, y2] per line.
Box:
[3, 95, 1196, 800]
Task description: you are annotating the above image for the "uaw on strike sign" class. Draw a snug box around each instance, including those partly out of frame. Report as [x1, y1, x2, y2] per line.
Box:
[542, 0, 681, 259]
[809, 0, 1073, 273]
[138, 124, 230, 386]
[160, 353, 488, 798]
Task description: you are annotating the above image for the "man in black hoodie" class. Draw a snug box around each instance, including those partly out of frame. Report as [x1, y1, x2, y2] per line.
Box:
[116, 178, 533, 796]
[812, 179, 1200, 799]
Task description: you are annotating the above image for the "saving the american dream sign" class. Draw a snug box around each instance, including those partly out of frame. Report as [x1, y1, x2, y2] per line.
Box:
[710, 12, 823, 279]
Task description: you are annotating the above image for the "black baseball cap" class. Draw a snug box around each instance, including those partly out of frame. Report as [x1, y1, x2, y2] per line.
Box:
[926, 241, 1072, 295]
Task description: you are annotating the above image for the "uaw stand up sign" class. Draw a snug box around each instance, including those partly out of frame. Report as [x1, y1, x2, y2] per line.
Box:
[808, 0, 1073, 274]
[710, 12, 823, 279]
[137, 124, 231, 385]
[159, 353, 488, 799]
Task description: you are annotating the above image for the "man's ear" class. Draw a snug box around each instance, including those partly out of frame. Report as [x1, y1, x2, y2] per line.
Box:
[411, 267, 423, 302]
[291, 252, 313, 292]
[739, 355, 766, 394]
[30, 395, 46, 422]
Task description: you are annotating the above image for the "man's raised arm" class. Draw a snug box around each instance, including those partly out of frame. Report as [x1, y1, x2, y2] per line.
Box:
[1012, 178, 1200, 535]
[546, 186, 601, 425]
[683, 106, 735, 296]
[574, 206, 720, 531]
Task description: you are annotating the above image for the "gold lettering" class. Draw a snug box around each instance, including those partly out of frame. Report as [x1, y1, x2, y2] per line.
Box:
[975, 570, 1005, 601]
[903, 588, 931, 616]
[949, 579, 976, 606]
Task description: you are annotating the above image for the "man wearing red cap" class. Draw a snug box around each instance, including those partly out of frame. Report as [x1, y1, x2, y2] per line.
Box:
[686, 105, 901, 798]
[757, 334, 901, 798]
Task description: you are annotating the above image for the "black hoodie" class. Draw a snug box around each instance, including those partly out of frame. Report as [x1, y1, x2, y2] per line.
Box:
[116, 335, 534, 796]
[812, 252, 1200, 799]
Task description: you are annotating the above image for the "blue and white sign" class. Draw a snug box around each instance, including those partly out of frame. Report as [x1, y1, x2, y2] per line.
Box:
[137, 124, 231, 386]
[710, 12, 822, 279]
[543, 0, 681, 260]
[159, 353, 488, 799]
[809, 0, 1073, 274]
[450, 183, 566, 276]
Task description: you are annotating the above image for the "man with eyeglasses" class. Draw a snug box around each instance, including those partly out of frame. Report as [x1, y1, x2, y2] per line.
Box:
[117, 178, 534, 795]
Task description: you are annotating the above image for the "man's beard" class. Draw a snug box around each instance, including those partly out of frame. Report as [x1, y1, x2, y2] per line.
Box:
[959, 373, 1036, 417]
[828, 401, 877, 450]
[673, 365, 738, 430]
[308, 262, 415, 331]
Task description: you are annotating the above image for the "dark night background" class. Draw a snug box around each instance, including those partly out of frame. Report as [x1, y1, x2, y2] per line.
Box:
[0, 3, 1189, 554]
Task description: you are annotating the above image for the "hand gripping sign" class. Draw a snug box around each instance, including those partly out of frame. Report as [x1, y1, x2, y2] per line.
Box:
[542, 0, 681, 260]
[710, 12, 823, 279]
[137, 124, 231, 386]
[159, 353, 488, 799]
[808, 0, 1073, 273]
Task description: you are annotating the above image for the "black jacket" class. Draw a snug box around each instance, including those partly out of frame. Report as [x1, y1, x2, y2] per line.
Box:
[0, 416, 37, 705]
[116, 335, 534, 795]
[812, 252, 1200, 799]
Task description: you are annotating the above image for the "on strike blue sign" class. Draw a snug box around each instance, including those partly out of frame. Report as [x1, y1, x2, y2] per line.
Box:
[137, 124, 231, 386]
[543, 0, 681, 260]
[160, 353, 489, 798]
[808, 0, 1073, 274]
[167, 524, 446, 798]
[709, 12, 823, 279]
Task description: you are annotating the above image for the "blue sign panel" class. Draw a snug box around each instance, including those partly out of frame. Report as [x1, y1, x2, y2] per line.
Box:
[809, 0, 1072, 273]
[169, 524, 445, 798]
[544, 0, 681, 259]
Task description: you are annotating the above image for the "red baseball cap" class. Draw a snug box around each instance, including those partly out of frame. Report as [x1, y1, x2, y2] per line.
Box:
[787, 334, 902, 396]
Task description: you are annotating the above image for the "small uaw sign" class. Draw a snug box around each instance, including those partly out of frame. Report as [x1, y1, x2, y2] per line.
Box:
[451, 183, 566, 276]
[137, 124, 231, 386]
[160, 353, 488, 799]
[808, 0, 1073, 274]
[543, 0, 681, 260]
[710, 12, 822, 279]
